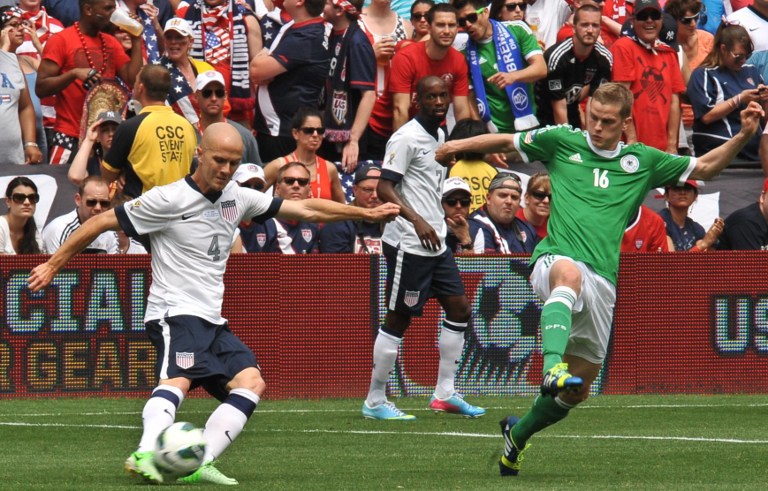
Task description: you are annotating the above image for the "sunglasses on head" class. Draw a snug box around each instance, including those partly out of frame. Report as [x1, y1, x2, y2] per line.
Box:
[281, 177, 310, 187]
[635, 9, 662, 21]
[299, 127, 325, 135]
[529, 190, 551, 201]
[85, 199, 112, 208]
[443, 197, 471, 207]
[503, 2, 527, 12]
[201, 88, 225, 98]
[10, 192, 39, 204]
[411, 12, 427, 21]
[679, 12, 700, 24]
[458, 7, 485, 27]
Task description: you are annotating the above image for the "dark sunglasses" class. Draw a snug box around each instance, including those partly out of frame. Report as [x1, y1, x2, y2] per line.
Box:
[411, 12, 427, 21]
[281, 177, 310, 186]
[299, 126, 325, 135]
[201, 88, 225, 98]
[503, 2, 527, 12]
[679, 12, 700, 24]
[10, 192, 39, 204]
[443, 197, 471, 207]
[458, 7, 485, 27]
[529, 190, 551, 201]
[85, 199, 112, 208]
[730, 50, 750, 63]
[635, 9, 662, 21]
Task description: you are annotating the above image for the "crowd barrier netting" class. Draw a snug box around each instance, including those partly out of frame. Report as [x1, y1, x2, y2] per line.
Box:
[1, 252, 767, 399]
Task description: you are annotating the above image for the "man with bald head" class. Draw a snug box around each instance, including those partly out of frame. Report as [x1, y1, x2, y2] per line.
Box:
[28, 122, 401, 485]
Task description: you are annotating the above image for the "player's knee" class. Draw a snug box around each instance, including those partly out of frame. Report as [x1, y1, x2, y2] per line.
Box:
[229, 368, 266, 397]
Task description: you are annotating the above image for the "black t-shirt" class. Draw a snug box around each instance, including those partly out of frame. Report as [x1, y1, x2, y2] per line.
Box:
[719, 202, 768, 250]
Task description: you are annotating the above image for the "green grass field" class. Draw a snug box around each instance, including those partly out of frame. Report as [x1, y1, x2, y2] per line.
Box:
[1, 395, 766, 490]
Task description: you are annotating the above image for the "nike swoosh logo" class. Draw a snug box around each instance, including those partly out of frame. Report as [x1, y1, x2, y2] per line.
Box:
[181, 213, 196, 220]
[225, 430, 233, 443]
[749, 27, 759, 31]
[420, 150, 430, 156]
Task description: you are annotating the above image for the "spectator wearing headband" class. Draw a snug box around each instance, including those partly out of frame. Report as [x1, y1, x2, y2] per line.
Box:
[319, 164, 384, 253]
[469, 172, 538, 253]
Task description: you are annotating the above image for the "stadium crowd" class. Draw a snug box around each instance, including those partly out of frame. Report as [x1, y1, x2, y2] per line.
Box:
[1, 0, 766, 254]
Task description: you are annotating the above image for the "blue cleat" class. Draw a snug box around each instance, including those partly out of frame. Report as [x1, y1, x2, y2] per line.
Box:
[428, 393, 486, 418]
[498, 416, 530, 476]
[541, 362, 583, 397]
[362, 401, 416, 420]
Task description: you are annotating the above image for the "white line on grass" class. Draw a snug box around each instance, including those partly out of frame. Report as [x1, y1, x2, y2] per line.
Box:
[5, 401, 768, 418]
[1, 420, 766, 444]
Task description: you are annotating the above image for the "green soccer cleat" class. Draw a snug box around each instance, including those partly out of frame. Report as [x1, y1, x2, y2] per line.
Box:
[540, 362, 583, 397]
[178, 461, 239, 485]
[124, 450, 163, 484]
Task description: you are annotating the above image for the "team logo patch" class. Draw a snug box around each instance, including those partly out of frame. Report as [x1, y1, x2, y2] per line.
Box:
[332, 90, 348, 125]
[256, 233, 266, 247]
[511, 87, 529, 112]
[403, 290, 420, 307]
[203, 209, 220, 219]
[620, 155, 640, 173]
[176, 352, 195, 369]
[220, 199, 238, 223]
[635, 239, 644, 250]
[130, 200, 142, 209]
[548, 79, 562, 91]
[523, 131, 535, 144]
[302, 229, 313, 242]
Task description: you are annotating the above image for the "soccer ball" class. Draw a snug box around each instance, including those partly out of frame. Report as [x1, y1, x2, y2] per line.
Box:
[153, 422, 206, 478]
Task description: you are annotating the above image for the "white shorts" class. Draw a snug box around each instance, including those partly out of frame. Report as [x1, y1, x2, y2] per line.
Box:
[530, 254, 616, 363]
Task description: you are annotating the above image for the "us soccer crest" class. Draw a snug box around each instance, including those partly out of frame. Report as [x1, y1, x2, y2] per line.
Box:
[404, 290, 420, 307]
[302, 229, 313, 242]
[256, 233, 266, 248]
[332, 90, 348, 125]
[220, 199, 238, 223]
[176, 352, 195, 369]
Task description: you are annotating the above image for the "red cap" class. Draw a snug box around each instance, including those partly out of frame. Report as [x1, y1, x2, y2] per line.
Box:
[763, 177, 768, 193]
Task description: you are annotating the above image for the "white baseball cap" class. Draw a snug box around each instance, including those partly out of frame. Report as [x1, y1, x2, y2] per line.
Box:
[195, 70, 226, 91]
[233, 164, 266, 185]
[164, 17, 193, 37]
[442, 177, 471, 196]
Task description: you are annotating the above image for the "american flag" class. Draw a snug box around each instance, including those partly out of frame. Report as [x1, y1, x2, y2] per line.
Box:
[221, 199, 239, 223]
[204, 26, 230, 64]
[335, 160, 382, 204]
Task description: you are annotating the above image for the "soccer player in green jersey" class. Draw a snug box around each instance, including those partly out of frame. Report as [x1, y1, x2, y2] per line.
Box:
[436, 82, 765, 476]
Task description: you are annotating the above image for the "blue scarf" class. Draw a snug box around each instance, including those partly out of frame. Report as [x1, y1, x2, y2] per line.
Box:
[466, 20, 538, 131]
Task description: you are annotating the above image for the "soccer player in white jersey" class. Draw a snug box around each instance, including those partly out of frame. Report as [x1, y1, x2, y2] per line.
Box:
[361, 75, 485, 420]
[436, 83, 764, 476]
[28, 123, 400, 485]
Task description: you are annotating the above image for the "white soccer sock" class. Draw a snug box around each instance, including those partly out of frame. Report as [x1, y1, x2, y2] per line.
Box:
[203, 388, 260, 463]
[435, 322, 467, 399]
[137, 385, 185, 452]
[365, 329, 402, 407]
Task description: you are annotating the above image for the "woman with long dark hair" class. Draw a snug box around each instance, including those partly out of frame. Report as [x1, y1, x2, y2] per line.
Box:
[688, 22, 768, 160]
[0, 176, 42, 254]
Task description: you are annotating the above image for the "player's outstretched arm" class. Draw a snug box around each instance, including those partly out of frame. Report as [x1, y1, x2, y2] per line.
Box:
[276, 199, 400, 224]
[28, 210, 122, 292]
[692, 102, 765, 180]
[435, 133, 520, 166]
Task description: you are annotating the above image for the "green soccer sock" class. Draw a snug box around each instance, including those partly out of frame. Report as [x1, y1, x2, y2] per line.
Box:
[540, 287, 576, 373]
[511, 395, 572, 448]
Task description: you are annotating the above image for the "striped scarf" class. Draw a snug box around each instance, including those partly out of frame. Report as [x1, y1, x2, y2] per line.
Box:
[185, 0, 253, 114]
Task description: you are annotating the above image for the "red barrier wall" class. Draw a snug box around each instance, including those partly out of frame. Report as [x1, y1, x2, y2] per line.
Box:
[1, 253, 766, 399]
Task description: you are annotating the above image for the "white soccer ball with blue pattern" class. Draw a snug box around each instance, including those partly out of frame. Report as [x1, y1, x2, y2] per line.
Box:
[153, 422, 206, 477]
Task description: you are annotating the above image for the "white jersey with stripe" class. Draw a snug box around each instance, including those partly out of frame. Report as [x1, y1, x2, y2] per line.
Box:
[116, 176, 280, 324]
[381, 117, 447, 257]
